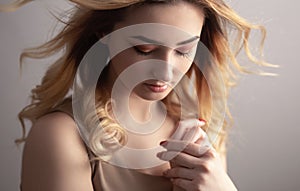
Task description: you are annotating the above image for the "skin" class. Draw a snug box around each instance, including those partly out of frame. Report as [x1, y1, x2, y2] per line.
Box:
[157, 119, 237, 191]
[106, 0, 205, 175]
[21, 1, 237, 191]
[108, 2, 204, 121]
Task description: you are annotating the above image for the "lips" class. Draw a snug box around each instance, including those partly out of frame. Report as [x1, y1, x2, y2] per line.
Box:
[144, 82, 168, 93]
[145, 82, 167, 86]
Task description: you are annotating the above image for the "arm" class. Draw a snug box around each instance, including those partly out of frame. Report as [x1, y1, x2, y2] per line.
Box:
[21, 112, 94, 191]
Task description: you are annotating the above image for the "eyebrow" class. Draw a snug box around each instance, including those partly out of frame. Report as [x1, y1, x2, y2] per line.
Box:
[130, 35, 200, 46]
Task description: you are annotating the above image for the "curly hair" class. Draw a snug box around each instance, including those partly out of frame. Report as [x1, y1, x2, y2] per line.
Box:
[2, 0, 276, 158]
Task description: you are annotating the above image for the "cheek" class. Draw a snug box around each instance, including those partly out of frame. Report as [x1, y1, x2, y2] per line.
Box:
[110, 50, 138, 74]
[174, 60, 193, 77]
[182, 61, 193, 73]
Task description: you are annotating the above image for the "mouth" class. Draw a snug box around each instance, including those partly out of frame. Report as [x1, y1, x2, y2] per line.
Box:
[143, 81, 169, 93]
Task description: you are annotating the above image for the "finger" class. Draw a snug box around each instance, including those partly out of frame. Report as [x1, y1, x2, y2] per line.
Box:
[195, 130, 211, 148]
[157, 150, 179, 162]
[162, 127, 204, 156]
[161, 140, 210, 157]
[201, 146, 218, 159]
[161, 139, 189, 153]
[157, 151, 200, 168]
[182, 126, 203, 143]
[163, 167, 195, 180]
[171, 119, 205, 140]
[171, 178, 194, 191]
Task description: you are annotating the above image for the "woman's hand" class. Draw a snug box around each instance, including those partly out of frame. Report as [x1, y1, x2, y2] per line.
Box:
[157, 119, 237, 191]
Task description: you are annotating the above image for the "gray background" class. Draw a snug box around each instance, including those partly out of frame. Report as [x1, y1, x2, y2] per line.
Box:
[0, 0, 299, 190]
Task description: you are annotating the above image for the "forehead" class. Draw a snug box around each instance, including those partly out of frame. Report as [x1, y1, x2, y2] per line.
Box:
[113, 1, 205, 37]
[102, 1, 205, 53]
[102, 23, 200, 58]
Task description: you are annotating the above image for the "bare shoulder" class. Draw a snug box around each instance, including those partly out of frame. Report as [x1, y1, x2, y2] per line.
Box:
[21, 112, 94, 191]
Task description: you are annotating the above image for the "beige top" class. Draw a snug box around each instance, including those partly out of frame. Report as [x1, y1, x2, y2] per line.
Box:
[51, 98, 173, 191]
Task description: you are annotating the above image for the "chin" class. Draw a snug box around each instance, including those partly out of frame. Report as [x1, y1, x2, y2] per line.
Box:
[133, 87, 172, 101]
[139, 93, 169, 101]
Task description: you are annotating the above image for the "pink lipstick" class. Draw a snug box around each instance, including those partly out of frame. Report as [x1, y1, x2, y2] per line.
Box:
[144, 83, 168, 93]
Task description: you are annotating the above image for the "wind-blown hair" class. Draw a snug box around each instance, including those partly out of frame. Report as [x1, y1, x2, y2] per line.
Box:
[2, 0, 276, 158]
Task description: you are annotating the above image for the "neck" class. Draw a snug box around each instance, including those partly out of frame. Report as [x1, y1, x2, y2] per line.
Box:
[128, 92, 160, 122]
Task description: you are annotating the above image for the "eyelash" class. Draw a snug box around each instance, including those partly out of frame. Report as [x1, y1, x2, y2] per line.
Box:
[133, 46, 191, 58]
[133, 46, 151, 56]
[176, 51, 192, 58]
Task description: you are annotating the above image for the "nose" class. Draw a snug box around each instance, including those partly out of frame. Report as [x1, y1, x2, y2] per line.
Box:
[152, 50, 174, 82]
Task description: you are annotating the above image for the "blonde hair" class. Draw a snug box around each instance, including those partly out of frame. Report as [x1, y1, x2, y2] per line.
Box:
[2, 0, 276, 157]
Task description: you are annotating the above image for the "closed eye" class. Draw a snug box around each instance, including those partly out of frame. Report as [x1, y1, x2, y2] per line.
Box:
[133, 46, 152, 56]
[133, 45, 194, 59]
[175, 43, 197, 59]
[175, 50, 193, 58]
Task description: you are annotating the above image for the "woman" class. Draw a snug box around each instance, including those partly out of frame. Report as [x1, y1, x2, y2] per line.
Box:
[1, 0, 274, 190]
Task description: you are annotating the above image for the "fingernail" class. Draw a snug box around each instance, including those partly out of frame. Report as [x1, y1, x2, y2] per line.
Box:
[156, 152, 163, 158]
[160, 140, 167, 145]
[198, 118, 206, 125]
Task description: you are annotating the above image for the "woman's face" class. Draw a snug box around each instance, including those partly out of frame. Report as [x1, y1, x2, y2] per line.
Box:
[107, 1, 205, 101]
